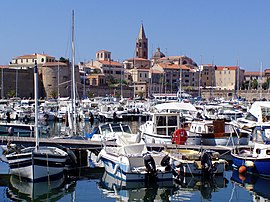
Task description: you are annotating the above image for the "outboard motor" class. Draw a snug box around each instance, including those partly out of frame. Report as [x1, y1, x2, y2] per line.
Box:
[160, 155, 171, 171]
[200, 150, 214, 178]
[143, 152, 156, 176]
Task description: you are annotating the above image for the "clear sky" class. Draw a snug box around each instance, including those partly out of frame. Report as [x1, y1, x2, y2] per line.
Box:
[1, 0, 270, 71]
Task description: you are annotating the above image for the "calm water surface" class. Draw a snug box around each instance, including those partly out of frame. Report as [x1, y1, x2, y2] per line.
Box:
[0, 120, 267, 201]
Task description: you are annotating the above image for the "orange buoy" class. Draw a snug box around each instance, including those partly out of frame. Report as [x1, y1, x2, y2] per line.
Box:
[238, 165, 247, 174]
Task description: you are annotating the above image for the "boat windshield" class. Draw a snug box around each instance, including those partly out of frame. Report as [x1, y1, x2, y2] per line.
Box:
[122, 125, 132, 133]
[112, 125, 122, 132]
[100, 125, 112, 133]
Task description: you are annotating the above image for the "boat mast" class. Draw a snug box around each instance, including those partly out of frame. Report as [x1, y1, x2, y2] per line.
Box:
[34, 60, 39, 150]
[179, 57, 182, 101]
[260, 62, 263, 101]
[71, 10, 76, 135]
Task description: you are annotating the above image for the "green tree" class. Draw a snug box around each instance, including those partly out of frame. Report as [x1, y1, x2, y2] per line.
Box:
[88, 91, 94, 98]
[59, 57, 69, 63]
[7, 90, 15, 98]
[251, 79, 258, 89]
[49, 90, 58, 99]
[262, 77, 270, 90]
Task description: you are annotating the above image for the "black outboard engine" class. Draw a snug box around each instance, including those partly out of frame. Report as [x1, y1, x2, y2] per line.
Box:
[200, 150, 214, 178]
[143, 152, 156, 176]
[160, 155, 171, 171]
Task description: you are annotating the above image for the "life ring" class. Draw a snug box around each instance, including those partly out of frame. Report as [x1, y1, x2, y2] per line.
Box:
[172, 128, 187, 145]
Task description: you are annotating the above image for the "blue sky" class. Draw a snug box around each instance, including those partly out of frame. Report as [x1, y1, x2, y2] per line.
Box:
[1, 0, 270, 71]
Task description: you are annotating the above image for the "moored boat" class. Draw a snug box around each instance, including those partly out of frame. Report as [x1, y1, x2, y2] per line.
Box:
[164, 149, 227, 178]
[97, 132, 172, 182]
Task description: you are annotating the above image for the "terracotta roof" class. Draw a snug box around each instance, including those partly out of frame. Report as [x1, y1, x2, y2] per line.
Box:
[158, 63, 190, 70]
[97, 60, 122, 66]
[42, 62, 67, 67]
[216, 66, 238, 71]
[264, 69, 270, 73]
[244, 71, 264, 76]
[15, 53, 54, 59]
[125, 58, 150, 62]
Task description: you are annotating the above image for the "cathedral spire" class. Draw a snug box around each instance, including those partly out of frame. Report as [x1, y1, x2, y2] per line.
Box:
[138, 23, 146, 39]
[136, 23, 148, 59]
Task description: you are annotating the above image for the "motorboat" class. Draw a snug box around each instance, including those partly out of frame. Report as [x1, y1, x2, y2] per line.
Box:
[97, 132, 172, 182]
[87, 122, 135, 142]
[231, 120, 270, 177]
[139, 102, 198, 144]
[164, 149, 227, 178]
[188, 119, 249, 146]
[231, 142, 270, 177]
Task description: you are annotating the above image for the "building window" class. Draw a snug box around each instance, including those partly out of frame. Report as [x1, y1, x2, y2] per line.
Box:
[41, 58, 44, 62]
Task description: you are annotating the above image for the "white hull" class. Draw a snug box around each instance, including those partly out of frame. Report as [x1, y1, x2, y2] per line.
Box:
[99, 146, 172, 182]
[143, 133, 172, 144]
[6, 147, 67, 182]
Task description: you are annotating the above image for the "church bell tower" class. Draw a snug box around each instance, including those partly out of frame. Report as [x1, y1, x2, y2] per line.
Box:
[136, 24, 148, 59]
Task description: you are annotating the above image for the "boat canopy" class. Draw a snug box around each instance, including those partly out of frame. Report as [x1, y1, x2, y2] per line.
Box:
[154, 102, 197, 113]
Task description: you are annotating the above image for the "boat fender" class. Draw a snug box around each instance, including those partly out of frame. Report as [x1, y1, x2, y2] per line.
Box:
[238, 165, 247, 174]
[245, 160, 254, 168]
[143, 152, 156, 174]
[96, 152, 102, 163]
[113, 164, 119, 175]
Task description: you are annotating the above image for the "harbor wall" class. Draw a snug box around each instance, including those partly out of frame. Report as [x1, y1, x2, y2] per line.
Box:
[200, 89, 270, 101]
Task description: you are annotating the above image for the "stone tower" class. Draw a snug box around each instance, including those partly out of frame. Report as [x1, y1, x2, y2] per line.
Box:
[136, 24, 148, 59]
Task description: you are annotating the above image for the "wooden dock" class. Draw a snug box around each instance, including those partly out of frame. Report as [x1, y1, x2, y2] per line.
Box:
[0, 136, 234, 160]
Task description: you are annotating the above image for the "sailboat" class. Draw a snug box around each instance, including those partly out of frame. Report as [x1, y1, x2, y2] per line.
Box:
[5, 61, 68, 182]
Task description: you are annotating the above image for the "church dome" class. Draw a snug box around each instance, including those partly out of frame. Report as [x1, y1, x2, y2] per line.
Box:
[153, 48, 165, 59]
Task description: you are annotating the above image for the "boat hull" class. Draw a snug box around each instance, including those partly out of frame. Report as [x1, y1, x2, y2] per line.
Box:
[6, 147, 67, 182]
[99, 150, 172, 182]
[232, 154, 270, 177]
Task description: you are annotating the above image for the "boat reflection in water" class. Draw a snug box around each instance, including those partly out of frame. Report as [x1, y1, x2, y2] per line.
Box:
[6, 175, 76, 201]
[98, 171, 174, 201]
[172, 174, 228, 200]
[231, 170, 270, 200]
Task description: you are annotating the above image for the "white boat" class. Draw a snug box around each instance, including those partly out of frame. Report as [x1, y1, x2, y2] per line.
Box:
[188, 119, 249, 146]
[88, 122, 135, 141]
[234, 101, 270, 132]
[97, 133, 172, 182]
[139, 102, 199, 144]
[5, 56, 68, 181]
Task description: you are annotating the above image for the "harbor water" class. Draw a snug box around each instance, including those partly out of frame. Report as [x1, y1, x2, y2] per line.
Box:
[0, 120, 268, 201]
